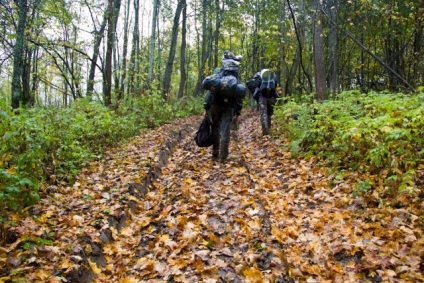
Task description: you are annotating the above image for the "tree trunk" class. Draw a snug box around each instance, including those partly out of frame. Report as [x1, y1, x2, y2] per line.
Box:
[311, 0, 327, 101]
[30, 47, 39, 105]
[22, 0, 42, 107]
[11, 0, 28, 109]
[286, 46, 300, 95]
[413, 2, 423, 86]
[119, 0, 131, 100]
[104, 0, 114, 106]
[277, 0, 287, 95]
[327, 0, 338, 96]
[104, 0, 121, 106]
[177, 0, 187, 99]
[287, 0, 312, 93]
[162, 0, 183, 99]
[148, 0, 159, 83]
[86, 7, 108, 99]
[128, 0, 140, 95]
[213, 0, 222, 68]
[194, 0, 211, 97]
[112, 0, 122, 103]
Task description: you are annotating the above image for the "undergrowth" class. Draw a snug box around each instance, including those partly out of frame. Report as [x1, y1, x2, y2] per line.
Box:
[274, 90, 424, 204]
[0, 94, 203, 221]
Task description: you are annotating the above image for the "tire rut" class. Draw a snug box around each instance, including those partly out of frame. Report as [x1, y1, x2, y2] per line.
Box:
[98, 110, 294, 282]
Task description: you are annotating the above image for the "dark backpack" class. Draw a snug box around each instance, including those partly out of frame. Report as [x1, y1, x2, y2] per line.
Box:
[259, 70, 276, 98]
[202, 74, 222, 92]
[194, 117, 213, 147]
[246, 73, 261, 92]
[220, 75, 238, 98]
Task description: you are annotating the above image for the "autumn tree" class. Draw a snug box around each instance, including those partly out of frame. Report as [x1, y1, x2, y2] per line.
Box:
[177, 0, 187, 99]
[86, 3, 108, 99]
[104, 0, 121, 106]
[162, 0, 184, 99]
[11, 0, 29, 109]
[310, 0, 327, 100]
[148, 0, 159, 84]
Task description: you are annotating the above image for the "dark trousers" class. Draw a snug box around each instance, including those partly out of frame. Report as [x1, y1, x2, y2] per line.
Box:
[259, 96, 275, 135]
[208, 104, 235, 160]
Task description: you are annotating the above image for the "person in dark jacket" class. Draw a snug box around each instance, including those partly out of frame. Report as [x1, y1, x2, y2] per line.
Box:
[252, 69, 280, 136]
[203, 51, 245, 162]
[246, 71, 261, 111]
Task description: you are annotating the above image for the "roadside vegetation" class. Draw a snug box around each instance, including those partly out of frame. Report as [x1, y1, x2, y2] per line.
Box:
[0, 95, 203, 221]
[275, 90, 424, 208]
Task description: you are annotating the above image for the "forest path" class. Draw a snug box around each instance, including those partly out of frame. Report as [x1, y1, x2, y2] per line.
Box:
[1, 110, 423, 283]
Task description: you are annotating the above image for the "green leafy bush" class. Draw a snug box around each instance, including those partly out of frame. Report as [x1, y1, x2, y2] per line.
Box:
[0, 95, 203, 221]
[275, 91, 424, 197]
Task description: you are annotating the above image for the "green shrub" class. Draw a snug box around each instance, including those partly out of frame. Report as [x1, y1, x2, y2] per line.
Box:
[0, 95, 203, 221]
[274, 91, 424, 196]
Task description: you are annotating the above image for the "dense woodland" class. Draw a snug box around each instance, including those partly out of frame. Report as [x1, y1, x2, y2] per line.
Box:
[1, 0, 423, 107]
[0, 0, 423, 214]
[0, 0, 424, 212]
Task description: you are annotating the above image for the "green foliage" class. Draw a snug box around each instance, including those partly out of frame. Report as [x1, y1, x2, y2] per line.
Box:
[274, 91, 424, 197]
[0, 95, 203, 219]
[353, 180, 372, 198]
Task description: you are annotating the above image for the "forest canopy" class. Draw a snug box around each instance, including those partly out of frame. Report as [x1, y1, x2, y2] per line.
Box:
[0, 0, 422, 107]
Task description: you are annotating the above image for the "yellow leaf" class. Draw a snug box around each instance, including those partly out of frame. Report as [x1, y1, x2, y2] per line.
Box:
[380, 125, 392, 133]
[184, 178, 193, 184]
[6, 166, 15, 175]
[243, 267, 262, 282]
[119, 277, 138, 283]
[60, 259, 74, 269]
[38, 211, 54, 223]
[331, 262, 345, 274]
[35, 269, 50, 280]
[88, 259, 102, 274]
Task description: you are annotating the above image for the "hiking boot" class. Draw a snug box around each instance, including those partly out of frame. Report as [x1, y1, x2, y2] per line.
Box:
[212, 152, 219, 160]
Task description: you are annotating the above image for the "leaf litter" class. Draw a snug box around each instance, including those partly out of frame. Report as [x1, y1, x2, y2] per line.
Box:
[1, 111, 423, 283]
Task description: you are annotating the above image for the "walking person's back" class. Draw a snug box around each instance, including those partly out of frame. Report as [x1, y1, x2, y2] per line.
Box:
[252, 69, 280, 136]
[202, 51, 246, 162]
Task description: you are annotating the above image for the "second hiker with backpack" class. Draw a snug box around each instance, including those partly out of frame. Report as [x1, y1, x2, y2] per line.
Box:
[249, 69, 281, 136]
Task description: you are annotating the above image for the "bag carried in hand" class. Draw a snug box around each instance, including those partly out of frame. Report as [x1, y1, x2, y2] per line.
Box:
[194, 117, 213, 147]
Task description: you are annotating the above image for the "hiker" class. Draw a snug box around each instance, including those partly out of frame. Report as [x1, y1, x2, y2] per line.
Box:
[246, 71, 261, 111]
[252, 69, 280, 136]
[203, 51, 246, 162]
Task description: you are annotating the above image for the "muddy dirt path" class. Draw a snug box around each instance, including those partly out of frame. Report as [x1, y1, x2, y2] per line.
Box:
[94, 111, 296, 282]
[2, 110, 423, 283]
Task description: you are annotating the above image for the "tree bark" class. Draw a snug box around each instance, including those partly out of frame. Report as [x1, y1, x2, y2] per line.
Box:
[11, 0, 28, 109]
[413, 2, 423, 86]
[177, 0, 187, 99]
[327, 0, 338, 96]
[148, 0, 159, 83]
[213, 0, 222, 68]
[287, 0, 312, 93]
[162, 0, 183, 99]
[105, 0, 114, 106]
[118, 0, 131, 100]
[104, 0, 121, 106]
[86, 4, 108, 99]
[194, 0, 212, 97]
[311, 0, 327, 101]
[128, 0, 140, 95]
